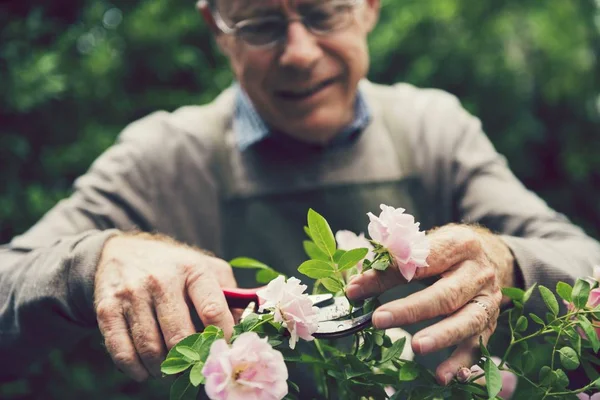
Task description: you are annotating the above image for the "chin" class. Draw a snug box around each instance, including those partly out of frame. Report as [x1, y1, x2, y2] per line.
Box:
[270, 104, 353, 143]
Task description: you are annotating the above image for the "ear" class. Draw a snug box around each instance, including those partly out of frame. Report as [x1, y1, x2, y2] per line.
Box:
[363, 0, 380, 33]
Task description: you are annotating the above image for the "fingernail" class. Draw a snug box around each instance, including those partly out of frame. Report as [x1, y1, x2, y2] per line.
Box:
[373, 311, 393, 329]
[457, 367, 472, 382]
[443, 372, 454, 385]
[415, 336, 435, 353]
[346, 284, 364, 300]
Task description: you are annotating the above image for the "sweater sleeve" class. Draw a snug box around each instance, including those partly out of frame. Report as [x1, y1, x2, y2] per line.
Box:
[437, 93, 600, 311]
[0, 113, 167, 379]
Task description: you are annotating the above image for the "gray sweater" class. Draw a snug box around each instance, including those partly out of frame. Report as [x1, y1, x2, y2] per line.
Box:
[2, 81, 599, 379]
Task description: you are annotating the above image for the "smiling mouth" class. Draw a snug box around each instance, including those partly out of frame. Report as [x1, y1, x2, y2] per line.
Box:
[276, 78, 337, 100]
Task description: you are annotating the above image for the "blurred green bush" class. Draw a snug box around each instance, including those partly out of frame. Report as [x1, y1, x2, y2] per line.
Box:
[0, 0, 599, 398]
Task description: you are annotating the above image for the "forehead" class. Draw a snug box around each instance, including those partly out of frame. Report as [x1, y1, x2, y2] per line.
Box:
[219, 0, 325, 19]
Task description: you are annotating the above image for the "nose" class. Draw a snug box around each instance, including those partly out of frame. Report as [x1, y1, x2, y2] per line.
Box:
[279, 21, 323, 69]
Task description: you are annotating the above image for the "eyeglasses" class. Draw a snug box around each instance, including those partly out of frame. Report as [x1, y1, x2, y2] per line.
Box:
[207, 0, 364, 48]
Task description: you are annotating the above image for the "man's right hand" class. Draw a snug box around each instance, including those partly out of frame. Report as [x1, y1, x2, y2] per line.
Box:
[93, 233, 238, 381]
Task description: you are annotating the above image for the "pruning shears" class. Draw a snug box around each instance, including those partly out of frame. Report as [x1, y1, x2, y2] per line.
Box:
[222, 287, 373, 339]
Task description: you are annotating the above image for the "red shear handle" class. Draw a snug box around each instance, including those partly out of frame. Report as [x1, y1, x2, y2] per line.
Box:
[222, 287, 266, 309]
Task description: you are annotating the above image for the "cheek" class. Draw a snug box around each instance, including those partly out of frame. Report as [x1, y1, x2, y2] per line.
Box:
[232, 50, 274, 90]
[325, 35, 370, 84]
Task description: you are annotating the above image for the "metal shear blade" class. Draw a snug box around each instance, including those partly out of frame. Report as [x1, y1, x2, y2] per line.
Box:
[223, 288, 372, 339]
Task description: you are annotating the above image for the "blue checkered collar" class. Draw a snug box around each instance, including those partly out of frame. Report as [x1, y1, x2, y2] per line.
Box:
[233, 83, 371, 151]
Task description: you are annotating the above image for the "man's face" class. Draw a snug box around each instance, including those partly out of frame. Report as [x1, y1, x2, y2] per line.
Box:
[209, 0, 379, 144]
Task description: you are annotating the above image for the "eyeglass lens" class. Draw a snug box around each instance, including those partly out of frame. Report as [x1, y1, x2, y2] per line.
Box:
[237, 2, 356, 46]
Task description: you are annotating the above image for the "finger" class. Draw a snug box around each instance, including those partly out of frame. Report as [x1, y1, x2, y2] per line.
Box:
[346, 227, 484, 301]
[146, 275, 196, 350]
[125, 296, 167, 378]
[211, 258, 238, 289]
[346, 266, 405, 300]
[434, 326, 494, 386]
[187, 267, 235, 339]
[97, 301, 149, 382]
[411, 295, 498, 355]
[371, 261, 484, 329]
[416, 226, 483, 280]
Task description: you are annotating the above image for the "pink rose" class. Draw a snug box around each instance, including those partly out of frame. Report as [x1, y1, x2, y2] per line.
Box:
[564, 287, 600, 340]
[593, 266, 600, 282]
[335, 230, 375, 273]
[367, 204, 430, 282]
[471, 357, 517, 400]
[202, 332, 288, 400]
[577, 393, 600, 400]
[257, 276, 319, 349]
[588, 288, 600, 308]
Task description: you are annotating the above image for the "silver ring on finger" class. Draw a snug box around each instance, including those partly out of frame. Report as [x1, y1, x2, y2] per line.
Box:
[468, 298, 491, 324]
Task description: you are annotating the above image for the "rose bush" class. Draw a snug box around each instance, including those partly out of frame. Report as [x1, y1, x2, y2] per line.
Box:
[160, 206, 600, 400]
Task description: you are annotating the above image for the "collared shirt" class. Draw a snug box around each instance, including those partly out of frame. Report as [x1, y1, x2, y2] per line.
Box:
[233, 83, 371, 151]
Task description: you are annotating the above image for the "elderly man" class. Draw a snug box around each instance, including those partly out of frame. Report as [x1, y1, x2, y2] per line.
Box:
[1, 0, 599, 393]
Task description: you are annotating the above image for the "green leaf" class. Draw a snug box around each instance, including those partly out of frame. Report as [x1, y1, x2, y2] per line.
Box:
[484, 357, 502, 399]
[523, 283, 537, 304]
[371, 259, 389, 271]
[398, 362, 419, 381]
[298, 259, 335, 279]
[539, 285, 559, 316]
[556, 282, 573, 303]
[578, 316, 600, 352]
[337, 248, 369, 271]
[229, 257, 271, 270]
[320, 277, 344, 293]
[515, 315, 528, 332]
[573, 279, 591, 309]
[553, 369, 569, 389]
[357, 332, 374, 360]
[256, 268, 279, 284]
[454, 384, 488, 396]
[161, 358, 193, 375]
[558, 347, 579, 370]
[594, 376, 600, 388]
[373, 330, 385, 346]
[170, 371, 199, 400]
[522, 351, 535, 373]
[288, 380, 300, 393]
[529, 313, 545, 326]
[189, 362, 204, 386]
[570, 331, 582, 356]
[479, 336, 491, 358]
[361, 258, 372, 272]
[303, 240, 330, 261]
[175, 346, 200, 361]
[502, 287, 524, 302]
[345, 354, 371, 377]
[307, 209, 336, 257]
[198, 327, 224, 360]
[165, 333, 203, 360]
[380, 336, 406, 363]
[593, 305, 600, 320]
[539, 366, 553, 386]
[333, 249, 346, 263]
[267, 337, 283, 347]
[303, 226, 312, 240]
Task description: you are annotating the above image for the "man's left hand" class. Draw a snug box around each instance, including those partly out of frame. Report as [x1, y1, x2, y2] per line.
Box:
[346, 224, 516, 385]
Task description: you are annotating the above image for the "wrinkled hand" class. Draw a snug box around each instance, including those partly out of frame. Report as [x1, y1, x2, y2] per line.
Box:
[346, 224, 516, 385]
[94, 233, 238, 381]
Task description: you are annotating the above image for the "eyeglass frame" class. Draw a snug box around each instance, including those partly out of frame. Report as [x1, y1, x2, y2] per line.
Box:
[199, 0, 366, 48]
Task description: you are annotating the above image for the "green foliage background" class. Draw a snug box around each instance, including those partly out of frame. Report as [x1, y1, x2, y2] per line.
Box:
[0, 0, 599, 398]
